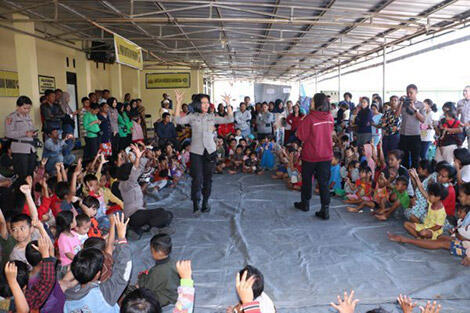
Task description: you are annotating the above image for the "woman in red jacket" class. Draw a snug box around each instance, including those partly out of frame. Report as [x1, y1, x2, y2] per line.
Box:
[294, 93, 334, 220]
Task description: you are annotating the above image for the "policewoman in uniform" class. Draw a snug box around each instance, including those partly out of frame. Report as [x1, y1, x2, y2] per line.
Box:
[5, 96, 37, 182]
[174, 91, 234, 214]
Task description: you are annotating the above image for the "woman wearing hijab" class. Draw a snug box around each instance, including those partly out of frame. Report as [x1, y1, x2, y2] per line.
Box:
[58, 91, 78, 138]
[272, 99, 286, 145]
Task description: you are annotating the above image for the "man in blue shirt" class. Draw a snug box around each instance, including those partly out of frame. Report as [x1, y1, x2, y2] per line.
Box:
[156, 112, 178, 148]
[42, 128, 75, 174]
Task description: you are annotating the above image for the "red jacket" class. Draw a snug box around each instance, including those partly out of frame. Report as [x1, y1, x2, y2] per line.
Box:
[296, 111, 334, 163]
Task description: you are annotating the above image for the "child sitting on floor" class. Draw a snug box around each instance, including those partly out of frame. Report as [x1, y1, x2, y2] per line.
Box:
[374, 176, 410, 221]
[348, 172, 389, 213]
[226, 265, 276, 313]
[137, 234, 179, 307]
[345, 166, 373, 207]
[403, 170, 448, 240]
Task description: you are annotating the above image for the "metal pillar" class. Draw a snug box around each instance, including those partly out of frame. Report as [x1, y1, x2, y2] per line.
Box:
[338, 62, 341, 103]
[382, 45, 387, 101]
[314, 74, 318, 94]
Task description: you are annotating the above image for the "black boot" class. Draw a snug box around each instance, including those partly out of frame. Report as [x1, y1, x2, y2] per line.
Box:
[193, 200, 201, 215]
[201, 198, 211, 213]
[315, 206, 330, 220]
[294, 201, 309, 212]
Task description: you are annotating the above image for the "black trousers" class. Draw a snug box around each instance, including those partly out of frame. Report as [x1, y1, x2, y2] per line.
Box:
[190, 151, 216, 202]
[301, 160, 331, 209]
[111, 134, 120, 158]
[159, 137, 179, 150]
[129, 208, 173, 230]
[12, 153, 36, 183]
[84, 137, 100, 162]
[399, 135, 421, 169]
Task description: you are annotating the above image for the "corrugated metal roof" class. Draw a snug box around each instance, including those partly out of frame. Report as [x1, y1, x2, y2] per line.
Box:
[0, 0, 468, 80]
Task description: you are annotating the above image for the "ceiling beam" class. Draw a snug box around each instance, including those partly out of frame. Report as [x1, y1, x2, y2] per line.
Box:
[6, 17, 422, 30]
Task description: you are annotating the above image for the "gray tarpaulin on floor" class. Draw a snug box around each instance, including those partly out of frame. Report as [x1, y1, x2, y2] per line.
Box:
[129, 174, 470, 313]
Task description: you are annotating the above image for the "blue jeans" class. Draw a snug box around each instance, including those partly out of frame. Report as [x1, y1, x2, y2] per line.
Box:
[420, 141, 432, 160]
[382, 133, 400, 159]
[45, 154, 76, 173]
[240, 128, 251, 138]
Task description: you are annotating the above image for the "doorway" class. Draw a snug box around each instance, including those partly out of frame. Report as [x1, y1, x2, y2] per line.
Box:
[66, 72, 79, 139]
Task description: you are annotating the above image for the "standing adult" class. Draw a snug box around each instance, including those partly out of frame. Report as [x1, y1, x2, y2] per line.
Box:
[397, 84, 425, 169]
[161, 93, 173, 109]
[174, 92, 234, 215]
[58, 91, 78, 136]
[107, 97, 120, 157]
[256, 103, 274, 140]
[83, 103, 101, 161]
[286, 104, 304, 144]
[98, 102, 113, 157]
[374, 95, 401, 158]
[294, 93, 334, 220]
[234, 103, 252, 137]
[420, 99, 437, 160]
[457, 85, 470, 149]
[354, 97, 373, 147]
[339, 92, 355, 111]
[370, 104, 383, 147]
[272, 99, 286, 146]
[41, 89, 64, 134]
[4, 96, 37, 182]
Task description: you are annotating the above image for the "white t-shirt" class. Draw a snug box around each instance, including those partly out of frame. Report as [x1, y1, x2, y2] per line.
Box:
[255, 292, 276, 313]
[461, 165, 470, 183]
[420, 111, 435, 142]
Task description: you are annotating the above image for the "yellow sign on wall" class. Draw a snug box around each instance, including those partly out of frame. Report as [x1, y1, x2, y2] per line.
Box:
[113, 34, 143, 70]
[38, 75, 56, 94]
[145, 72, 191, 89]
[0, 70, 19, 97]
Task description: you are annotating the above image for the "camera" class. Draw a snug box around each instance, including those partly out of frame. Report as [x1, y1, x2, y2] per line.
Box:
[33, 137, 43, 148]
[402, 97, 415, 115]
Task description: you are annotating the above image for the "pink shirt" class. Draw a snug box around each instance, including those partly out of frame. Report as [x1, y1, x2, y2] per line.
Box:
[132, 120, 144, 141]
[57, 232, 81, 266]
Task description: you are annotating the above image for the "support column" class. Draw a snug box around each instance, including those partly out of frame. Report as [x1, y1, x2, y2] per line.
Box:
[135, 68, 141, 98]
[75, 47, 92, 99]
[382, 45, 387, 101]
[314, 74, 318, 94]
[13, 13, 40, 126]
[338, 62, 341, 103]
[110, 63, 123, 100]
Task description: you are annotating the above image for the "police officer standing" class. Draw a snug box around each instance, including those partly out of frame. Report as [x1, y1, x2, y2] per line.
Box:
[174, 91, 234, 215]
[5, 96, 37, 182]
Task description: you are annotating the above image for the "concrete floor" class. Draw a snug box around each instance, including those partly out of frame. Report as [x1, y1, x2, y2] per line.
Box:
[129, 173, 470, 313]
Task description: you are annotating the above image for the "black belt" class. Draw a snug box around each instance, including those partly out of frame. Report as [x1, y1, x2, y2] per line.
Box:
[8, 138, 35, 145]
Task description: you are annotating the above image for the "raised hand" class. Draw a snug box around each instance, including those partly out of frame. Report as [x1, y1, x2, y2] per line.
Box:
[330, 290, 359, 313]
[236, 270, 256, 305]
[419, 301, 441, 313]
[130, 144, 144, 159]
[114, 212, 129, 240]
[176, 260, 192, 280]
[222, 93, 231, 105]
[19, 184, 31, 195]
[398, 294, 417, 313]
[174, 90, 184, 106]
[32, 235, 50, 258]
[4, 262, 17, 283]
[40, 158, 48, 167]
[74, 158, 83, 174]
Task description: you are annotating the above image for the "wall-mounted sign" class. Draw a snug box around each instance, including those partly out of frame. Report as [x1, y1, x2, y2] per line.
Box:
[0, 70, 19, 97]
[38, 75, 56, 94]
[145, 72, 191, 89]
[114, 34, 143, 70]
